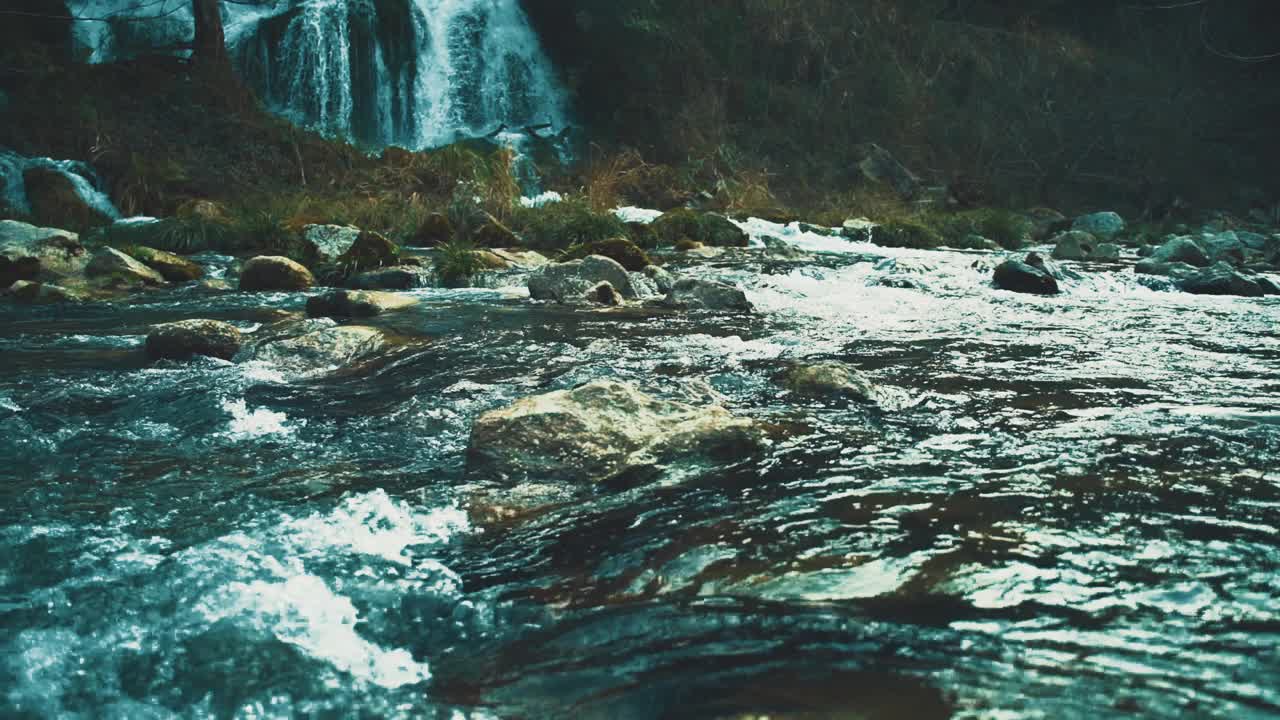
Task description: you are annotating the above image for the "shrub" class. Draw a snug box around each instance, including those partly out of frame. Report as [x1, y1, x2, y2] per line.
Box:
[435, 238, 485, 287]
[514, 199, 627, 252]
[933, 209, 1031, 250]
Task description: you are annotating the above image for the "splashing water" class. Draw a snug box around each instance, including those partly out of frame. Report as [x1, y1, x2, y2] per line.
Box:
[0, 147, 122, 221]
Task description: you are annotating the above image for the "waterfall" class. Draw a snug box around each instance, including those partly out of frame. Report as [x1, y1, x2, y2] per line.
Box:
[67, 0, 572, 153]
[0, 148, 122, 222]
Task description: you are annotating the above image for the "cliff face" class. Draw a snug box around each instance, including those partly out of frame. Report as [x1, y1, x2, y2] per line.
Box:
[522, 0, 1280, 211]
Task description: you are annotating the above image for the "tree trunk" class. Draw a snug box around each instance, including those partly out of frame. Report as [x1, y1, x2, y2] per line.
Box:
[192, 0, 229, 72]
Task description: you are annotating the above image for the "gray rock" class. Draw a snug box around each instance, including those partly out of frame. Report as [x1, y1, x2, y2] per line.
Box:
[1150, 236, 1210, 267]
[302, 224, 362, 262]
[238, 256, 315, 292]
[467, 380, 766, 484]
[129, 246, 203, 282]
[1179, 262, 1268, 297]
[643, 265, 677, 294]
[86, 247, 165, 286]
[761, 235, 812, 260]
[4, 280, 80, 303]
[1198, 231, 1247, 266]
[1091, 243, 1122, 261]
[993, 258, 1060, 295]
[1135, 259, 1199, 280]
[0, 220, 87, 285]
[488, 248, 550, 270]
[782, 363, 877, 403]
[306, 289, 419, 319]
[347, 265, 433, 290]
[662, 277, 754, 312]
[528, 255, 639, 303]
[1072, 212, 1125, 240]
[1050, 230, 1097, 260]
[146, 319, 243, 361]
[249, 324, 386, 374]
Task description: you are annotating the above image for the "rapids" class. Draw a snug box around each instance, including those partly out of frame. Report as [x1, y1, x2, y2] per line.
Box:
[2, 222, 1278, 718]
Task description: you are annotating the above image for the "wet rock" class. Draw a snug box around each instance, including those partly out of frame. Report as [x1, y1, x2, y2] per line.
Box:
[249, 324, 386, 372]
[586, 281, 624, 306]
[840, 217, 875, 240]
[306, 289, 419, 318]
[1150, 236, 1210, 267]
[4, 280, 80, 304]
[1050, 230, 1096, 260]
[238, 256, 315, 292]
[86, 247, 165, 287]
[22, 166, 111, 230]
[528, 255, 639, 303]
[1135, 259, 1199, 280]
[993, 256, 1060, 295]
[473, 215, 519, 248]
[467, 380, 766, 484]
[1072, 211, 1125, 241]
[761, 235, 812, 260]
[1091, 243, 1122, 261]
[347, 264, 433, 290]
[128, 245, 203, 282]
[146, 319, 243, 361]
[652, 209, 749, 248]
[302, 224, 362, 262]
[662, 277, 754, 312]
[644, 265, 677, 294]
[0, 220, 87, 286]
[1198, 231, 1247, 266]
[782, 363, 877, 402]
[1179, 262, 1269, 297]
[340, 230, 400, 272]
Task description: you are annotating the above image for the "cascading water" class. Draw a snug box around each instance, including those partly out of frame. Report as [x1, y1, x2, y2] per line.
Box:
[68, 0, 572, 153]
[0, 148, 122, 221]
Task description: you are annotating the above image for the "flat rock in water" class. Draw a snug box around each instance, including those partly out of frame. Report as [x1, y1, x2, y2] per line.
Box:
[306, 289, 419, 318]
[662, 277, 754, 311]
[249, 324, 386, 373]
[782, 363, 878, 402]
[146, 319, 243, 361]
[86, 247, 165, 287]
[467, 380, 767, 484]
[1179, 262, 1271, 297]
[0, 220, 87, 285]
[129, 246, 203, 282]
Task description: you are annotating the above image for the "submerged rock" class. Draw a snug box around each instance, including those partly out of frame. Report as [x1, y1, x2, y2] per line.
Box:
[1179, 262, 1272, 297]
[782, 363, 877, 402]
[662, 277, 754, 312]
[238, 256, 315, 292]
[146, 319, 243, 361]
[0, 220, 87, 286]
[993, 256, 1060, 295]
[306, 289, 419, 318]
[1071, 211, 1125, 241]
[528, 255, 639, 303]
[129, 245, 203, 282]
[467, 380, 766, 483]
[86, 247, 165, 287]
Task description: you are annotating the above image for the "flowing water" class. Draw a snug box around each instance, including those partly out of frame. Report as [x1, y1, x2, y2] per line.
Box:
[2, 223, 1278, 718]
[69, 0, 571, 151]
[0, 148, 122, 222]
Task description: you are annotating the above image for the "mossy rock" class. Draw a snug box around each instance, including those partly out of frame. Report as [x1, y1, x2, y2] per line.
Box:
[516, 200, 627, 252]
[652, 209, 748, 248]
[339, 230, 400, 272]
[412, 212, 454, 246]
[561, 237, 652, 271]
[473, 216, 519, 248]
[871, 221, 942, 249]
[128, 245, 204, 281]
[22, 167, 111, 232]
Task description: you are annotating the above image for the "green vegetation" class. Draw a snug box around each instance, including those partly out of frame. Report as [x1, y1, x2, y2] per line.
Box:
[871, 221, 944, 250]
[434, 238, 486, 287]
[932, 209, 1032, 250]
[650, 209, 748, 248]
[513, 199, 627, 252]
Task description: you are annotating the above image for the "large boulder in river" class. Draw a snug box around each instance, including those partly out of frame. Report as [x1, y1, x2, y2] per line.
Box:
[0, 220, 87, 286]
[85, 247, 165, 287]
[661, 277, 754, 312]
[238, 256, 315, 292]
[1071, 211, 1125, 241]
[146, 319, 243, 361]
[528, 255, 639, 303]
[22, 167, 112, 230]
[782, 363, 878, 403]
[993, 256, 1060, 295]
[248, 324, 386, 374]
[561, 237, 652, 271]
[306, 289, 418, 318]
[1179, 262, 1273, 297]
[129, 245, 203, 282]
[302, 224, 362, 262]
[467, 380, 767, 484]
[1150, 236, 1210, 267]
[1049, 230, 1096, 260]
